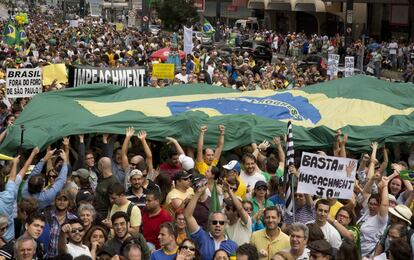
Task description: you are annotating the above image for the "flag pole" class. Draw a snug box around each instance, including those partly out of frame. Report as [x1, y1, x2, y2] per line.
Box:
[285, 121, 295, 223]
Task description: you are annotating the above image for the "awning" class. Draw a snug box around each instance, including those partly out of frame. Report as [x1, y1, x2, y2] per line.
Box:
[266, 0, 293, 11]
[294, 0, 326, 12]
[247, 0, 267, 9]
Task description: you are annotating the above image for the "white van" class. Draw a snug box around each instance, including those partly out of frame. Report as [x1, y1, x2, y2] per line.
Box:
[234, 18, 259, 31]
[193, 31, 212, 44]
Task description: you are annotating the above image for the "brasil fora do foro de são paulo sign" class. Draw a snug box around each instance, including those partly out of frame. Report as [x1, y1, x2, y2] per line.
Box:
[297, 152, 357, 199]
[6, 68, 43, 98]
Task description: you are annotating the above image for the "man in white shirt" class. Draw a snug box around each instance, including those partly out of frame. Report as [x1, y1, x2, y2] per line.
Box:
[240, 153, 266, 198]
[223, 180, 252, 246]
[308, 199, 342, 250]
[287, 223, 310, 260]
[175, 65, 188, 83]
[59, 219, 92, 258]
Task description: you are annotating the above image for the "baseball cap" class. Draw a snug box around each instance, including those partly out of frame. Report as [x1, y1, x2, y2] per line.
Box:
[173, 170, 192, 181]
[179, 154, 194, 170]
[76, 190, 94, 204]
[308, 240, 332, 256]
[254, 180, 268, 190]
[129, 169, 143, 178]
[223, 160, 241, 173]
[389, 204, 412, 225]
[72, 168, 90, 180]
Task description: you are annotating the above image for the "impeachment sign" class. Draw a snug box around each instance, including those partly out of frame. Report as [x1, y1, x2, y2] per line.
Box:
[68, 66, 146, 88]
[297, 152, 357, 199]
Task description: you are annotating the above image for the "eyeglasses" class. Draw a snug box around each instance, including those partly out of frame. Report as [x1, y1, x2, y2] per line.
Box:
[71, 228, 84, 234]
[211, 220, 225, 226]
[229, 186, 238, 191]
[181, 245, 195, 252]
[243, 207, 252, 212]
[130, 163, 138, 167]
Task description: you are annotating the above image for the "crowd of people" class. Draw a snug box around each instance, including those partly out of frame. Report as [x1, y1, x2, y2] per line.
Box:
[0, 7, 413, 260]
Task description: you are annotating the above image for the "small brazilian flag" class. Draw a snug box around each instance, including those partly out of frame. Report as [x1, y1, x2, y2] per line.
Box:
[202, 19, 215, 37]
[16, 27, 28, 45]
[3, 19, 16, 46]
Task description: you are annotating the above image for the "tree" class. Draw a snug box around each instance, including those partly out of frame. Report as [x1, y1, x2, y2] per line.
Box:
[157, 0, 199, 30]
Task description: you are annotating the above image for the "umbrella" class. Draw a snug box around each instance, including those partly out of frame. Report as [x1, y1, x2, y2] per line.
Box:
[150, 48, 186, 62]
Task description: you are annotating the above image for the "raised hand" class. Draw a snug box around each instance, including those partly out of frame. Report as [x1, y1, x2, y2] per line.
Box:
[200, 125, 208, 133]
[346, 161, 356, 177]
[371, 142, 378, 150]
[12, 155, 20, 165]
[137, 130, 147, 141]
[125, 127, 135, 138]
[62, 136, 70, 146]
[258, 140, 270, 151]
[218, 125, 225, 134]
[273, 136, 281, 146]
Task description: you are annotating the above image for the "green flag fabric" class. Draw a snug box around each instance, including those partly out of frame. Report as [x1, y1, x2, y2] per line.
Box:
[209, 181, 221, 214]
[3, 19, 16, 46]
[1, 75, 414, 155]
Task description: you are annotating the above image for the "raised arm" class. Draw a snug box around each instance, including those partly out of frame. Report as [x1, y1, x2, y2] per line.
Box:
[166, 137, 185, 155]
[17, 147, 39, 180]
[224, 180, 250, 225]
[7, 156, 20, 182]
[122, 127, 135, 171]
[196, 126, 207, 163]
[214, 125, 225, 160]
[184, 185, 206, 233]
[273, 136, 285, 170]
[338, 133, 348, 158]
[138, 130, 153, 172]
[379, 176, 390, 218]
[333, 130, 341, 157]
[62, 137, 70, 165]
[377, 146, 388, 174]
[366, 142, 378, 181]
[102, 133, 116, 158]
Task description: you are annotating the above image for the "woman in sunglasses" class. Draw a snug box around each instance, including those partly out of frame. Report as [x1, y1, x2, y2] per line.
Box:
[176, 238, 201, 260]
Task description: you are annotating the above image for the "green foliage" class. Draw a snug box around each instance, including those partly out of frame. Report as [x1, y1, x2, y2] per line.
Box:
[157, 0, 199, 29]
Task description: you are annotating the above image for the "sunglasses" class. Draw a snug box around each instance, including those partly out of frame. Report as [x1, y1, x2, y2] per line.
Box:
[49, 175, 57, 179]
[130, 163, 138, 167]
[71, 228, 84, 234]
[211, 220, 225, 226]
[181, 177, 191, 181]
[181, 245, 195, 252]
[256, 186, 267, 191]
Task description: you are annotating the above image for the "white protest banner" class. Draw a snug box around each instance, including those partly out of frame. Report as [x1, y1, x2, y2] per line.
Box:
[6, 68, 42, 98]
[344, 56, 355, 77]
[297, 152, 357, 199]
[183, 26, 193, 55]
[327, 54, 340, 77]
[69, 20, 79, 27]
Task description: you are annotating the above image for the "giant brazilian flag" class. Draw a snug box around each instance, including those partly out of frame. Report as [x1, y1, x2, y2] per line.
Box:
[1, 75, 414, 155]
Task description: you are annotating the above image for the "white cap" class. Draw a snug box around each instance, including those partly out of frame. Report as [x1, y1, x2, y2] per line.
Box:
[179, 154, 194, 170]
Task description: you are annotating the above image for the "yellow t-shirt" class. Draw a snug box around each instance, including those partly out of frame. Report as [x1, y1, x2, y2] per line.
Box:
[109, 201, 142, 228]
[250, 228, 290, 260]
[195, 159, 218, 176]
[234, 177, 247, 200]
[165, 188, 194, 205]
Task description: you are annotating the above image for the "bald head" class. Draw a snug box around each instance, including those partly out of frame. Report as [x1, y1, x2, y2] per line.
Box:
[98, 157, 112, 174]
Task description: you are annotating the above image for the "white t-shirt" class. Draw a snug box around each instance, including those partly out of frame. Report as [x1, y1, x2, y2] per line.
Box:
[239, 170, 266, 198]
[66, 242, 92, 258]
[318, 222, 342, 249]
[357, 212, 388, 257]
[389, 42, 398, 55]
[175, 73, 188, 83]
[226, 217, 252, 246]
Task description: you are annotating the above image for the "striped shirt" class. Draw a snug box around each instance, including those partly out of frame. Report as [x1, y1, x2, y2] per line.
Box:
[283, 204, 315, 225]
